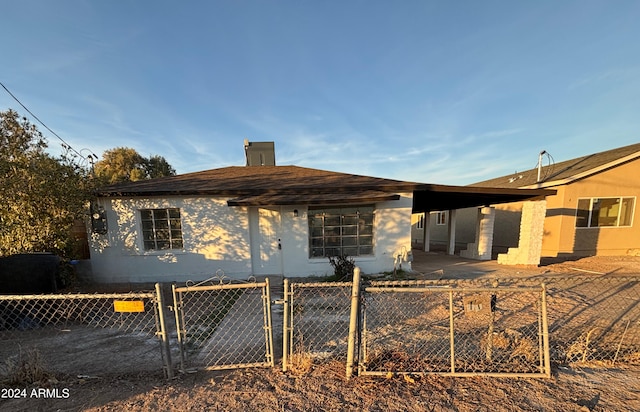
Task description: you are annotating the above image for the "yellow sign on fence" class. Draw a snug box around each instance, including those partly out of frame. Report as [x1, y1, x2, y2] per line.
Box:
[113, 300, 145, 313]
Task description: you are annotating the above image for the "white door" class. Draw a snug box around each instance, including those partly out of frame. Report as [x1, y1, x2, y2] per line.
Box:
[250, 207, 283, 275]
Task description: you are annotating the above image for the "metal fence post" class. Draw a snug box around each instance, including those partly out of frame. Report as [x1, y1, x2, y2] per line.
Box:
[449, 289, 456, 374]
[264, 278, 275, 367]
[171, 283, 186, 372]
[282, 278, 290, 372]
[155, 283, 174, 379]
[346, 266, 362, 380]
[540, 283, 551, 378]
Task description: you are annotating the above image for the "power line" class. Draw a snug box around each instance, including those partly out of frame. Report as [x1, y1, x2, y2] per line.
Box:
[0, 81, 98, 162]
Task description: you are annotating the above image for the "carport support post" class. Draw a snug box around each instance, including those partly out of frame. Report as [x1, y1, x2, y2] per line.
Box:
[346, 266, 362, 380]
[447, 209, 457, 255]
[422, 212, 431, 252]
[155, 283, 173, 379]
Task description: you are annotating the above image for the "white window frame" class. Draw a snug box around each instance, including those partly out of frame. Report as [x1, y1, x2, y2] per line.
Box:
[435, 211, 447, 226]
[575, 196, 635, 228]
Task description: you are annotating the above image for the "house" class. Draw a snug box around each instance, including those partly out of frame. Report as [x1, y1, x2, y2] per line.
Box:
[414, 143, 640, 263]
[87, 142, 553, 283]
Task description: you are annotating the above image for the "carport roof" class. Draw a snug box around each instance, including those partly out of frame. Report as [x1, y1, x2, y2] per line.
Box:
[411, 184, 554, 213]
[95, 165, 555, 211]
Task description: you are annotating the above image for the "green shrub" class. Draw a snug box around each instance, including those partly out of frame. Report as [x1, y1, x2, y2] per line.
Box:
[328, 255, 356, 281]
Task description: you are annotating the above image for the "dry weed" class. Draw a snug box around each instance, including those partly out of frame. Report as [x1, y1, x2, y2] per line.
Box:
[509, 338, 538, 363]
[288, 352, 313, 375]
[566, 328, 598, 363]
[2, 347, 51, 385]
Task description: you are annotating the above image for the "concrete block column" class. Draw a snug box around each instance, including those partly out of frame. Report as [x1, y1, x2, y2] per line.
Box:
[498, 200, 547, 266]
[461, 206, 495, 260]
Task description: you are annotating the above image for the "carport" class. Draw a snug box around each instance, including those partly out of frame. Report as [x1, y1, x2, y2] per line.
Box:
[411, 184, 556, 265]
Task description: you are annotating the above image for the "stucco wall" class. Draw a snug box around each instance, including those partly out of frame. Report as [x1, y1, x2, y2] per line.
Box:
[88, 194, 414, 283]
[88, 196, 252, 283]
[542, 160, 640, 257]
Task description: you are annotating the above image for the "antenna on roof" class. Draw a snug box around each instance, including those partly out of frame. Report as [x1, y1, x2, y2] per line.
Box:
[537, 150, 547, 182]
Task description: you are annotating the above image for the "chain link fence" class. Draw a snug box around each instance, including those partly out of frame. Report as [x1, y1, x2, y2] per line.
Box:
[3, 272, 637, 381]
[282, 274, 640, 378]
[172, 278, 274, 372]
[359, 281, 550, 377]
[0, 288, 171, 379]
[520, 275, 640, 366]
[282, 280, 353, 373]
[431, 276, 640, 366]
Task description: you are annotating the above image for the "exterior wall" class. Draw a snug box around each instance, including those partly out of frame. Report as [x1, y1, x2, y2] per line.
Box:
[88, 196, 252, 283]
[542, 160, 640, 257]
[88, 193, 414, 283]
[286, 193, 414, 277]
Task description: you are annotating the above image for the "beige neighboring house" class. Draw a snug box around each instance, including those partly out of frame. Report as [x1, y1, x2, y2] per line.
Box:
[414, 143, 640, 262]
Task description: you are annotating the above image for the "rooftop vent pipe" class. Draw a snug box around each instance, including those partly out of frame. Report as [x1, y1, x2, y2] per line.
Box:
[537, 150, 547, 182]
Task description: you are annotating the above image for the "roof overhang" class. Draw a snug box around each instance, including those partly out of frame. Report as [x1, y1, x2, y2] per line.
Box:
[228, 190, 401, 206]
[412, 185, 556, 213]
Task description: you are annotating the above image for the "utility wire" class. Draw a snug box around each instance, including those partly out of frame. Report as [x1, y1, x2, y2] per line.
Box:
[0, 81, 97, 162]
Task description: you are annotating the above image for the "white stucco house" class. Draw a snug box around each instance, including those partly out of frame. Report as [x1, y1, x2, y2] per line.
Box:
[87, 143, 553, 283]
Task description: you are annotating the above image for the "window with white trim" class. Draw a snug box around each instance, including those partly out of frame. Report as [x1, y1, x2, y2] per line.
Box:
[140, 208, 184, 250]
[436, 211, 447, 225]
[308, 206, 374, 257]
[575, 197, 635, 228]
[416, 214, 425, 229]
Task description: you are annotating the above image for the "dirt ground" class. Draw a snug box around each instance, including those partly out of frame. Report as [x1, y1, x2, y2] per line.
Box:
[2, 255, 640, 412]
[2, 362, 639, 411]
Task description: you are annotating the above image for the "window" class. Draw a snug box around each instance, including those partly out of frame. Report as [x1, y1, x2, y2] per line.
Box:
[576, 197, 635, 228]
[309, 206, 374, 257]
[140, 208, 184, 250]
[436, 211, 447, 225]
[416, 214, 425, 229]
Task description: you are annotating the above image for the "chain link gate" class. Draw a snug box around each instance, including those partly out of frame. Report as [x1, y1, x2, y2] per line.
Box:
[357, 281, 551, 378]
[172, 278, 274, 371]
[282, 279, 353, 373]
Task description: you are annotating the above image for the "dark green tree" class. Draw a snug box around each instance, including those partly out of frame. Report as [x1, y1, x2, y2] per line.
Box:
[94, 147, 176, 184]
[145, 154, 176, 179]
[0, 109, 93, 257]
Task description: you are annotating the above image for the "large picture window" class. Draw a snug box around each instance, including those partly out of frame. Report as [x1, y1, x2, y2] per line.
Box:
[141, 208, 184, 250]
[309, 206, 374, 257]
[576, 197, 635, 228]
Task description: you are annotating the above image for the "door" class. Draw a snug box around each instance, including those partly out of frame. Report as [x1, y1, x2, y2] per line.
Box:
[250, 207, 283, 275]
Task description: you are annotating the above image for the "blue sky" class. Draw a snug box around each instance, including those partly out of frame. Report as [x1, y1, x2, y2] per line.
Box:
[1, 1, 639, 185]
